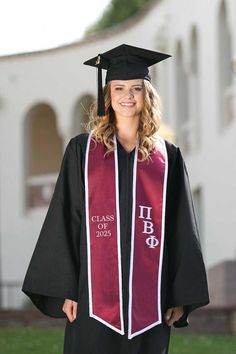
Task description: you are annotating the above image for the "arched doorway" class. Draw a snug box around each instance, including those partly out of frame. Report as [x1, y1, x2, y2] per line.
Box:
[24, 103, 63, 209]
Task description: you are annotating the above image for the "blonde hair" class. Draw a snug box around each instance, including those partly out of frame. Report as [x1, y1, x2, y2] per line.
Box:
[85, 80, 162, 161]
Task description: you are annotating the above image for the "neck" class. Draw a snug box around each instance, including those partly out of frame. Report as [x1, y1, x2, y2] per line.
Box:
[115, 116, 139, 143]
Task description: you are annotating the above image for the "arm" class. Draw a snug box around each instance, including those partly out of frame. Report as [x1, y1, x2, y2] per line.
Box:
[22, 138, 82, 317]
[165, 144, 209, 327]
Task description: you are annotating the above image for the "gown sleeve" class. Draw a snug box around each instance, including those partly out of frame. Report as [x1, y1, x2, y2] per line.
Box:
[165, 144, 209, 327]
[22, 138, 82, 318]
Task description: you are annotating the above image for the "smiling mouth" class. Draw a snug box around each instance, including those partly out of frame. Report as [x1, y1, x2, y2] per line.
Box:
[120, 102, 136, 107]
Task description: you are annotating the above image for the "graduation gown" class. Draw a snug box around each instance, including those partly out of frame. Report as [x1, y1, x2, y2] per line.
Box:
[22, 133, 209, 354]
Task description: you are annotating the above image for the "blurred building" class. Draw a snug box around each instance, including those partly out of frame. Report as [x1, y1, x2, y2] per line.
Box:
[0, 0, 236, 309]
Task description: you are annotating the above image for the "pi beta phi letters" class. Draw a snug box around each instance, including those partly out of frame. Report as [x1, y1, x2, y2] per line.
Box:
[91, 214, 114, 238]
[139, 205, 159, 249]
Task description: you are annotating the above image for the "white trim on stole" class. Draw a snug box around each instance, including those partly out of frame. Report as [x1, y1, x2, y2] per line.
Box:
[128, 136, 168, 339]
[85, 132, 124, 335]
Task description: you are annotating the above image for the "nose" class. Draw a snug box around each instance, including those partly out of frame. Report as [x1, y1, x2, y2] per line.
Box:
[127, 88, 134, 97]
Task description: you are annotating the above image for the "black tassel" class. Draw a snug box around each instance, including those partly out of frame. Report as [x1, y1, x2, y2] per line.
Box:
[96, 55, 105, 117]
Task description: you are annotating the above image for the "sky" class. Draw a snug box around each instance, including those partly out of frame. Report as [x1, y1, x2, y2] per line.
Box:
[0, 0, 111, 56]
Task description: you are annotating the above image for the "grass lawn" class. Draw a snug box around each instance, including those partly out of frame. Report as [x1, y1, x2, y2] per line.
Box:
[0, 328, 64, 354]
[0, 328, 236, 354]
[170, 333, 236, 354]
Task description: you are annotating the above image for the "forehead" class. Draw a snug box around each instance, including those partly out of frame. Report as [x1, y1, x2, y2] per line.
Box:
[110, 79, 143, 86]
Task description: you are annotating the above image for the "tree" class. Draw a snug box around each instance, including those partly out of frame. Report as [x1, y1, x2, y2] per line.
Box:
[85, 0, 152, 36]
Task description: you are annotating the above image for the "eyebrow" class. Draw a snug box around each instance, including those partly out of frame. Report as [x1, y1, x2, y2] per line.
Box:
[112, 84, 143, 87]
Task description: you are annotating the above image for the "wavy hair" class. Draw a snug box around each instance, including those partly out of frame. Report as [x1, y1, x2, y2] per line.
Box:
[85, 80, 162, 161]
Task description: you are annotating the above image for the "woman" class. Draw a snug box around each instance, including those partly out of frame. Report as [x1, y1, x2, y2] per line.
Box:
[22, 44, 209, 354]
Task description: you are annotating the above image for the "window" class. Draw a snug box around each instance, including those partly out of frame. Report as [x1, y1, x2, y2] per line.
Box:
[218, 0, 233, 128]
[175, 41, 190, 154]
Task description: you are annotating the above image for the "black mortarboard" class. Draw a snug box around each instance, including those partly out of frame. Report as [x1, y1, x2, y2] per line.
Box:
[83, 44, 171, 116]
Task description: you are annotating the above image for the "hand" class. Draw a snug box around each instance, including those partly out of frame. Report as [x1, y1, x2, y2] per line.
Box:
[62, 299, 78, 322]
[165, 306, 184, 326]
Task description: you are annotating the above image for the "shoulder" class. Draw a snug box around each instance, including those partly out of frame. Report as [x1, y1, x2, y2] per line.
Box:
[164, 139, 178, 154]
[65, 133, 90, 157]
[70, 133, 89, 148]
[161, 138, 187, 179]
[162, 138, 181, 164]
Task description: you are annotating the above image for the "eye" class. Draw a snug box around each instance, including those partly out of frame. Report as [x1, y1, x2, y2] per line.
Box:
[114, 86, 123, 91]
[133, 86, 143, 92]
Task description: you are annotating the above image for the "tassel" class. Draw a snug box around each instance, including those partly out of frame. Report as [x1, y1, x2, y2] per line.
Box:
[96, 55, 105, 117]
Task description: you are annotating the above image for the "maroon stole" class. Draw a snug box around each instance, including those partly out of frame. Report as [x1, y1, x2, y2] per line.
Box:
[85, 132, 168, 339]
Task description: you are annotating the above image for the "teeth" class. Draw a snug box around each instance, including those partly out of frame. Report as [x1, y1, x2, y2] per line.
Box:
[120, 103, 135, 106]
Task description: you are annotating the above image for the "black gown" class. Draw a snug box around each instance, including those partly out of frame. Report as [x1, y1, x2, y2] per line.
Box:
[22, 133, 209, 354]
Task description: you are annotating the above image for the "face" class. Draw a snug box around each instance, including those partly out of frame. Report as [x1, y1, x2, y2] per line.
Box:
[110, 79, 144, 120]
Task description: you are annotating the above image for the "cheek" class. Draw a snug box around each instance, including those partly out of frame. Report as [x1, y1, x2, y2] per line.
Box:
[138, 94, 144, 109]
[110, 96, 115, 110]
[110, 92, 120, 109]
[110, 91, 115, 104]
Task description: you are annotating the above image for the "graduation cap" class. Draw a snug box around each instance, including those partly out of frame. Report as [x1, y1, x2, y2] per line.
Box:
[83, 44, 172, 116]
